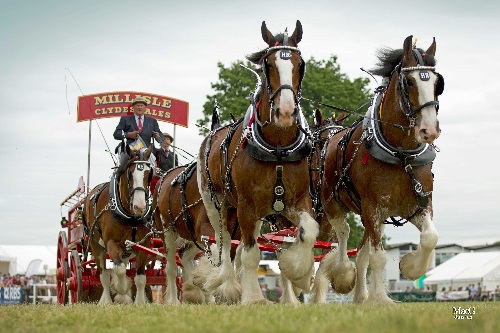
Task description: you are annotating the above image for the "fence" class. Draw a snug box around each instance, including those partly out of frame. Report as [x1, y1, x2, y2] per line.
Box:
[0, 284, 57, 305]
[30, 284, 57, 304]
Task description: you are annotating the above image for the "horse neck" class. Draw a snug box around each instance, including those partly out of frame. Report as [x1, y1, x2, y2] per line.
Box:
[258, 89, 298, 147]
[380, 77, 420, 150]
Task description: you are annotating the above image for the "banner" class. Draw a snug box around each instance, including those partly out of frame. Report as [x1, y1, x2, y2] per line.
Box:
[388, 291, 436, 302]
[0, 286, 23, 305]
[77, 91, 189, 127]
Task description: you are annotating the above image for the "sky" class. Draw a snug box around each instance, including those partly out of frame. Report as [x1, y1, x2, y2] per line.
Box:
[0, 0, 499, 248]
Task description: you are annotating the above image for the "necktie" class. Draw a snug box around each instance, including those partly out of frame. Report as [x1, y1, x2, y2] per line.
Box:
[138, 117, 143, 132]
[164, 149, 169, 158]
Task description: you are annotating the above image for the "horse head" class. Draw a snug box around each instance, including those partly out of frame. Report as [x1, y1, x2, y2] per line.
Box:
[399, 35, 443, 144]
[248, 20, 305, 129]
[122, 145, 153, 216]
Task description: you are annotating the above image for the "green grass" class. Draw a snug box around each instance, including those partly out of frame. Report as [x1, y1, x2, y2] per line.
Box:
[1, 302, 498, 333]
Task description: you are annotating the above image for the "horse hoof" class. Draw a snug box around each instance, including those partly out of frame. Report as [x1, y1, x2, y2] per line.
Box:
[399, 252, 425, 280]
[330, 266, 356, 294]
[214, 281, 242, 305]
[365, 294, 395, 306]
[182, 282, 206, 304]
[243, 298, 273, 305]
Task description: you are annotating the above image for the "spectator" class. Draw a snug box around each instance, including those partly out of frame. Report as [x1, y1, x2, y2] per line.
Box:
[480, 285, 488, 301]
[491, 285, 500, 301]
[441, 287, 449, 301]
[470, 284, 477, 301]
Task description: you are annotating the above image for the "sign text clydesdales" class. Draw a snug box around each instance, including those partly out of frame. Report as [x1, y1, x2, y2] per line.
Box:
[77, 91, 189, 127]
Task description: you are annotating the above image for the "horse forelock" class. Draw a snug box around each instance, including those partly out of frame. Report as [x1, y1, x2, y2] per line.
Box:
[246, 48, 268, 65]
[370, 47, 437, 78]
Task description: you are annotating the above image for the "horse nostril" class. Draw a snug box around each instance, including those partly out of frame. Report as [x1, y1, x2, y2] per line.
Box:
[422, 129, 428, 134]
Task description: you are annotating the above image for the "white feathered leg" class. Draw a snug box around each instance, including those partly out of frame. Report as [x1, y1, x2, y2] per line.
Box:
[400, 211, 438, 279]
[279, 212, 318, 292]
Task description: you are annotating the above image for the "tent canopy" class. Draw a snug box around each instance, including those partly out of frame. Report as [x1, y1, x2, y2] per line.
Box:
[424, 252, 500, 285]
[0, 245, 56, 275]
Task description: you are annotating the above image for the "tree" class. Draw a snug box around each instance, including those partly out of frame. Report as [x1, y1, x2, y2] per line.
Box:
[196, 55, 373, 135]
[301, 56, 372, 125]
[346, 212, 364, 250]
[196, 60, 256, 135]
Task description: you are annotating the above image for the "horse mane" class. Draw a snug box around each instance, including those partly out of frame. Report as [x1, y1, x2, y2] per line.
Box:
[369, 47, 436, 78]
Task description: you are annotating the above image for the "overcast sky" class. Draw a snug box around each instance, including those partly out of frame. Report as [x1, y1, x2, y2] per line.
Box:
[0, 0, 498, 247]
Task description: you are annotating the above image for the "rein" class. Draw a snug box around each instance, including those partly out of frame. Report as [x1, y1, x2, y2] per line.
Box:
[302, 96, 409, 132]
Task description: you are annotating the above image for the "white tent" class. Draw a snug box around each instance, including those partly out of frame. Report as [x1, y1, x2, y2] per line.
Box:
[0, 245, 57, 276]
[0, 247, 17, 275]
[424, 252, 500, 291]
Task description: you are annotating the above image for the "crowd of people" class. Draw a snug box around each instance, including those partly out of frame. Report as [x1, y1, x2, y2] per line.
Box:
[0, 272, 57, 303]
[391, 283, 500, 302]
[437, 283, 500, 301]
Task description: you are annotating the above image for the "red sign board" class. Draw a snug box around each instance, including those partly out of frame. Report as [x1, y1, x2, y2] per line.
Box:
[77, 91, 189, 127]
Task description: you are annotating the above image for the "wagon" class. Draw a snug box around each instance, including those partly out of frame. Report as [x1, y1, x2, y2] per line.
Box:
[57, 177, 171, 304]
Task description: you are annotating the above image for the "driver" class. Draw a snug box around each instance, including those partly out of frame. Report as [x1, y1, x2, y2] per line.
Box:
[113, 96, 164, 148]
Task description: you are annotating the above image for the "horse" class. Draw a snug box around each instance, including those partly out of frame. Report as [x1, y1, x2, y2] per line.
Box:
[311, 35, 443, 304]
[83, 144, 154, 304]
[153, 162, 240, 304]
[197, 20, 319, 305]
[152, 104, 306, 305]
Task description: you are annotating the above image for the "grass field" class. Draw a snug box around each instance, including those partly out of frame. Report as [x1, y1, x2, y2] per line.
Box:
[1, 302, 498, 333]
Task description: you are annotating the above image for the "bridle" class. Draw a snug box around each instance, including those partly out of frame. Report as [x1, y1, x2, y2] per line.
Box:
[395, 48, 445, 127]
[123, 153, 152, 217]
[260, 37, 306, 125]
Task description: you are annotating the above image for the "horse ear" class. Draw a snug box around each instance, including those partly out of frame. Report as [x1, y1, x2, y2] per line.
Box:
[144, 145, 153, 159]
[289, 20, 303, 46]
[261, 21, 275, 46]
[425, 37, 436, 58]
[126, 144, 131, 156]
[402, 35, 414, 66]
[314, 109, 322, 126]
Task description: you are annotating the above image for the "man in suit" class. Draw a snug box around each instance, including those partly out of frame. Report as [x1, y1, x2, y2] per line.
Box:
[113, 96, 164, 147]
[153, 132, 178, 172]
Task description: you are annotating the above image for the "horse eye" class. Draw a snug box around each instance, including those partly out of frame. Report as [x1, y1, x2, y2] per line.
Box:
[406, 79, 414, 87]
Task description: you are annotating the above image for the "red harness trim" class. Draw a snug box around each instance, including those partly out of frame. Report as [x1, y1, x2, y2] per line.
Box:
[362, 151, 369, 165]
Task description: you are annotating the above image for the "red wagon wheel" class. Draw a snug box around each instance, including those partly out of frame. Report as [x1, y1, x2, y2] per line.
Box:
[68, 250, 83, 303]
[56, 231, 69, 304]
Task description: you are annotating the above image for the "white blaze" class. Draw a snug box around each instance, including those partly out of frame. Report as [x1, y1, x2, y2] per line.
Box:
[274, 51, 296, 125]
[131, 164, 149, 212]
[410, 71, 440, 142]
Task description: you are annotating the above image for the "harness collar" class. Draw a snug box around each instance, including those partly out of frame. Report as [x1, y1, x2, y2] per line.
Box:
[109, 159, 152, 225]
[242, 103, 311, 162]
[239, 54, 310, 162]
[362, 86, 436, 166]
